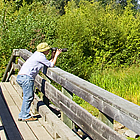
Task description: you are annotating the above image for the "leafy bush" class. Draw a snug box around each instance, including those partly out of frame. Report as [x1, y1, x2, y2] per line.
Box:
[54, 0, 140, 80]
[0, 1, 59, 80]
[0, 0, 140, 82]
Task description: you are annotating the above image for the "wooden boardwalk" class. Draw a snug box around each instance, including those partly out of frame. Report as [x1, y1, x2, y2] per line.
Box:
[2, 49, 139, 140]
[0, 82, 54, 140]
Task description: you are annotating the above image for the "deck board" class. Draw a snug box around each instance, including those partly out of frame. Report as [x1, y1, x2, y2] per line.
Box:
[4, 82, 53, 140]
[0, 82, 53, 140]
[3, 82, 22, 110]
[0, 82, 36, 140]
[0, 83, 23, 140]
[0, 116, 7, 140]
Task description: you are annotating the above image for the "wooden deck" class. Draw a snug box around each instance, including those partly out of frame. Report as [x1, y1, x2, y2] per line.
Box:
[0, 82, 54, 140]
[1, 49, 139, 140]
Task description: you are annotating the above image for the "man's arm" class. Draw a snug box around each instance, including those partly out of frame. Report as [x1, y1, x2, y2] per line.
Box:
[50, 49, 62, 66]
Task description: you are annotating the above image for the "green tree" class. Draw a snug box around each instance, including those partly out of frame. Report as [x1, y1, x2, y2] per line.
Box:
[0, 1, 59, 80]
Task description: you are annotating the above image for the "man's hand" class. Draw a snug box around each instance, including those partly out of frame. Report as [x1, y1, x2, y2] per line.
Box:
[55, 49, 62, 57]
[50, 49, 62, 66]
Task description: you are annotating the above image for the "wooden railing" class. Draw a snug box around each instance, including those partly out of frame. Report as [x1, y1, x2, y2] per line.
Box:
[2, 49, 140, 140]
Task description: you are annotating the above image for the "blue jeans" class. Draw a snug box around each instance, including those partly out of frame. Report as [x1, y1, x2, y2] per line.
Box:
[16, 75, 34, 119]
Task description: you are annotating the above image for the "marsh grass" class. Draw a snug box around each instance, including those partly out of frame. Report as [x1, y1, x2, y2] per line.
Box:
[73, 65, 140, 117]
[90, 65, 140, 106]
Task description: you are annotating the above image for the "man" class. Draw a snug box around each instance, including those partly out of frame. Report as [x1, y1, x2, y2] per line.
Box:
[16, 42, 62, 122]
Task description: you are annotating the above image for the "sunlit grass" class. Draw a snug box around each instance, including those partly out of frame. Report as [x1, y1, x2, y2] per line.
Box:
[73, 65, 140, 117]
[89, 65, 140, 106]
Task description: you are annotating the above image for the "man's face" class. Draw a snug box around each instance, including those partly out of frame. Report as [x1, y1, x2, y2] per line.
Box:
[43, 49, 50, 55]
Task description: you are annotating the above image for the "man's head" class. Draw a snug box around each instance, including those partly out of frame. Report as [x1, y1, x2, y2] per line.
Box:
[37, 43, 51, 52]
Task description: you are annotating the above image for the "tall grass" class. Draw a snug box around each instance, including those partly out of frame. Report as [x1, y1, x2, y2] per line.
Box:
[89, 65, 140, 106]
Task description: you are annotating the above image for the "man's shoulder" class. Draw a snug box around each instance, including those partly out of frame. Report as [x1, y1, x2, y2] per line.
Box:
[31, 51, 46, 61]
[32, 51, 42, 57]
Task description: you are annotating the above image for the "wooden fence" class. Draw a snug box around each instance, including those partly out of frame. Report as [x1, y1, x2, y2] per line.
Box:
[2, 49, 140, 140]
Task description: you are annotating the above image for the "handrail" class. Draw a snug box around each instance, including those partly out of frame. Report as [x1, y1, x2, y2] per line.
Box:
[3, 49, 140, 140]
[2, 49, 19, 82]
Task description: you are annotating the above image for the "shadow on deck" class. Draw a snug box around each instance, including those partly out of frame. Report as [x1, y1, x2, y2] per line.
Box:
[0, 84, 23, 140]
[0, 78, 80, 140]
[0, 82, 55, 140]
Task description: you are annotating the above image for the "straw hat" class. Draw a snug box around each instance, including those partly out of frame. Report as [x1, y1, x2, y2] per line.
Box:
[37, 43, 51, 52]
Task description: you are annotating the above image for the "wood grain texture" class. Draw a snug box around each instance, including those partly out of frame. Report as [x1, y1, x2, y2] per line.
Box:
[16, 49, 140, 137]
[0, 83, 23, 140]
[34, 75, 127, 140]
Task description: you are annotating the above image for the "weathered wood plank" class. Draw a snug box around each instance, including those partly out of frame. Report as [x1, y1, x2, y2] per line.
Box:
[3, 82, 22, 109]
[17, 50, 140, 135]
[61, 87, 73, 129]
[0, 83, 23, 140]
[32, 94, 81, 140]
[3, 82, 54, 140]
[45, 67, 140, 135]
[0, 82, 37, 140]
[17, 50, 140, 119]
[2, 49, 19, 82]
[10, 75, 23, 97]
[10, 75, 81, 140]
[0, 116, 7, 140]
[34, 75, 127, 140]
[46, 67, 140, 118]
[27, 121, 53, 140]
[19, 49, 32, 61]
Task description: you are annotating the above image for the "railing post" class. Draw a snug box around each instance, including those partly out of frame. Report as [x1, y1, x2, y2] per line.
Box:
[98, 111, 114, 129]
[43, 76, 50, 106]
[2, 49, 19, 82]
[41, 66, 51, 106]
[61, 87, 73, 129]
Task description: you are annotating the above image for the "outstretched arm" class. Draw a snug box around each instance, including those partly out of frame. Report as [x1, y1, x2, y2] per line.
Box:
[50, 49, 62, 66]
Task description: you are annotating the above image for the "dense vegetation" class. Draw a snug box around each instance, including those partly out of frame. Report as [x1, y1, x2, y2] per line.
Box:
[90, 65, 140, 104]
[0, 0, 140, 108]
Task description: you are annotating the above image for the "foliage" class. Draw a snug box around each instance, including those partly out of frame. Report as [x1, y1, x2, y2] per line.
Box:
[89, 65, 140, 105]
[54, 0, 140, 80]
[0, 1, 59, 80]
[0, 0, 140, 118]
[0, 0, 140, 82]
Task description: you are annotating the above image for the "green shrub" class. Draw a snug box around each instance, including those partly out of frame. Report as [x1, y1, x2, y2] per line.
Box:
[0, 0, 140, 82]
[0, 1, 59, 80]
[54, 0, 140, 80]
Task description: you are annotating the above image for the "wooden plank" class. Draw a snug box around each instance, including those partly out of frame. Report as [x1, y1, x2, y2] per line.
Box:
[10, 75, 80, 140]
[0, 83, 23, 140]
[3, 82, 22, 110]
[45, 67, 140, 134]
[46, 67, 140, 118]
[19, 49, 32, 61]
[61, 87, 73, 129]
[2, 82, 53, 140]
[2, 49, 19, 82]
[17, 53, 140, 135]
[32, 94, 81, 140]
[0, 82, 37, 140]
[17, 50, 140, 125]
[60, 102, 127, 140]
[34, 77, 126, 140]
[10, 74, 23, 97]
[98, 111, 114, 129]
[27, 121, 53, 140]
[0, 116, 7, 140]
[34, 76, 127, 140]
[17, 50, 140, 135]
